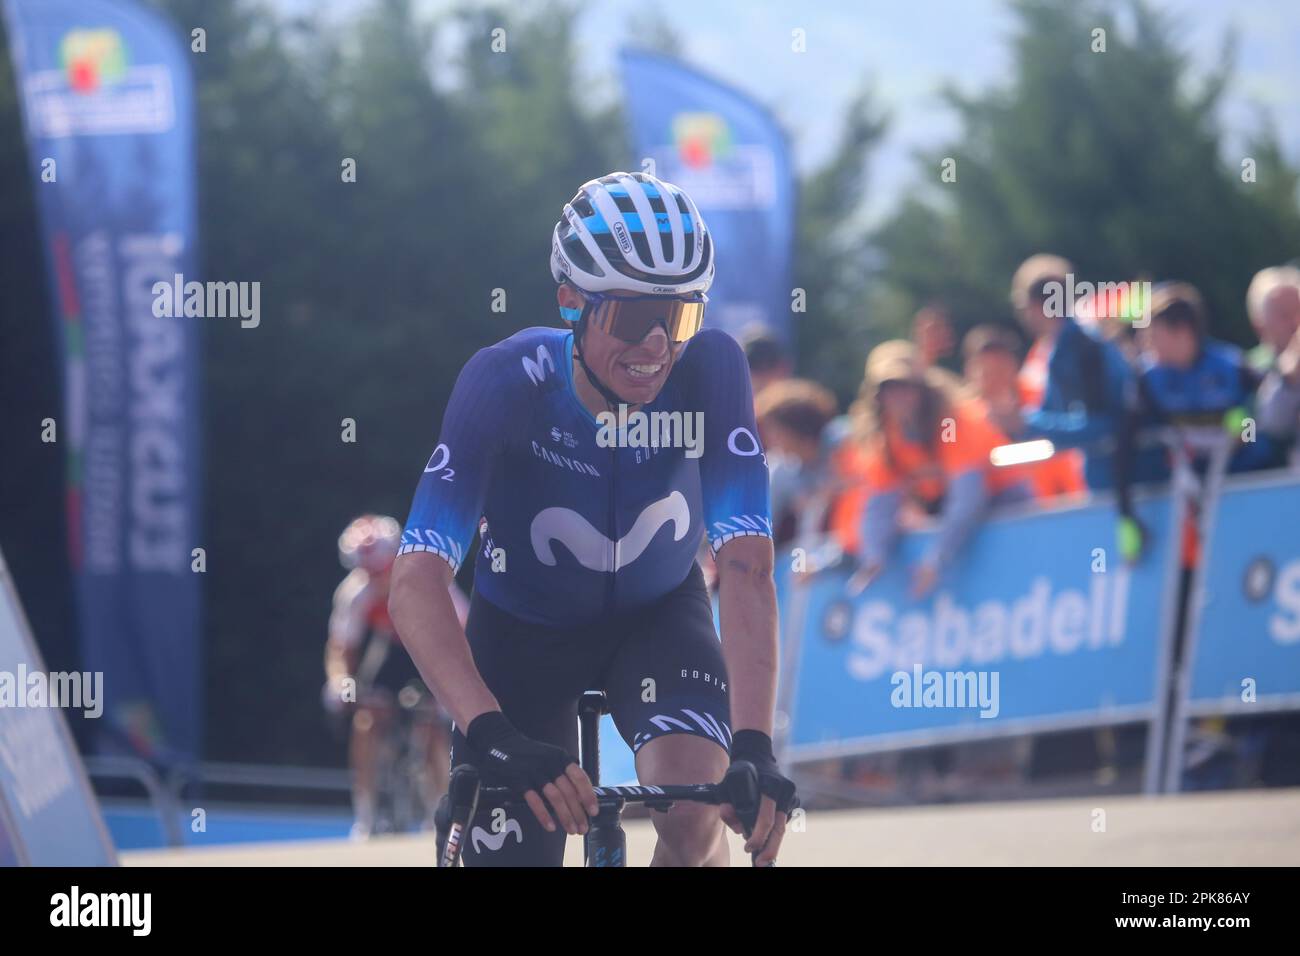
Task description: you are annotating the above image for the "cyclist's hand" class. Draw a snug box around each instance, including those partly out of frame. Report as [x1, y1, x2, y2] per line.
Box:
[720, 730, 798, 866]
[466, 711, 597, 835]
[321, 678, 351, 716]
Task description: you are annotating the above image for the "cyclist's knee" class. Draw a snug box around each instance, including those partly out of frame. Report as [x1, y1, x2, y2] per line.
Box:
[353, 700, 393, 735]
[650, 801, 724, 866]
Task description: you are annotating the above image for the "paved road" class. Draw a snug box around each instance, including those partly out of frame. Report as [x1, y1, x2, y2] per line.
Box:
[123, 787, 1300, 866]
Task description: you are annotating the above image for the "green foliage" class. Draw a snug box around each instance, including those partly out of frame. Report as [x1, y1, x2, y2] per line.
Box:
[874, 0, 1300, 347]
[166, 0, 628, 763]
[794, 87, 889, 403]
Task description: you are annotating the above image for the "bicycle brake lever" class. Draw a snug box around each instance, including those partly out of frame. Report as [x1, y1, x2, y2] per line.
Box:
[438, 764, 481, 867]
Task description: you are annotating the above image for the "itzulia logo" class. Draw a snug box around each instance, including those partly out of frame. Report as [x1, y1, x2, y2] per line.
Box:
[672, 112, 732, 169]
[59, 29, 128, 93]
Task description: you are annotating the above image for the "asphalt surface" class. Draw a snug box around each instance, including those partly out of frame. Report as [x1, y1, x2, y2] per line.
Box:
[122, 787, 1300, 866]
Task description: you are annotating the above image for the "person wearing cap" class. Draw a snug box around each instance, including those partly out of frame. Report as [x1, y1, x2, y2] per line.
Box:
[995, 253, 1150, 559]
[996, 255, 1136, 485]
[847, 340, 1032, 598]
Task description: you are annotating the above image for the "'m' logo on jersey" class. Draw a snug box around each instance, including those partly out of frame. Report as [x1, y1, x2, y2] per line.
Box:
[522, 344, 555, 386]
[530, 491, 690, 572]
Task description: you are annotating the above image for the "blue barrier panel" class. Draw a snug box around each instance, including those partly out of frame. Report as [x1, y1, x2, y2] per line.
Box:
[783, 495, 1174, 760]
[0, 548, 117, 865]
[1186, 472, 1300, 713]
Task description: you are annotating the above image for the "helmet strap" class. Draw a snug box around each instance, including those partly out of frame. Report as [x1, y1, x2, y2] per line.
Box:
[573, 315, 634, 410]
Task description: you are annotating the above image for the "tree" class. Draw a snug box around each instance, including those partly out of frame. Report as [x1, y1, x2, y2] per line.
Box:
[873, 0, 1300, 347]
[793, 87, 888, 403]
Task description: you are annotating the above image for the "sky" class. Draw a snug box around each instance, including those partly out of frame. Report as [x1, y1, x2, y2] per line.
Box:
[276, 0, 1300, 221]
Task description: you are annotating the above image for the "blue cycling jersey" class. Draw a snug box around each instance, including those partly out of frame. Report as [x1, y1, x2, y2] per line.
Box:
[1138, 340, 1255, 420]
[398, 326, 772, 626]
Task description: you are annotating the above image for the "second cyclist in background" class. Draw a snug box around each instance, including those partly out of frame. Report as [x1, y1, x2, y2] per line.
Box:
[323, 514, 465, 837]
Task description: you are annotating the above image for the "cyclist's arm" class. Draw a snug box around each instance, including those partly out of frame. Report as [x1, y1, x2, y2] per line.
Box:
[389, 345, 511, 728]
[389, 552, 498, 728]
[688, 329, 777, 735]
[715, 535, 777, 736]
[325, 573, 365, 681]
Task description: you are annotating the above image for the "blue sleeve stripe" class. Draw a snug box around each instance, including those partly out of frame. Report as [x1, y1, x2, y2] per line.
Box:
[396, 541, 462, 574]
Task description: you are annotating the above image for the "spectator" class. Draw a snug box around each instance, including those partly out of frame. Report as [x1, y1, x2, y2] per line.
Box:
[1246, 265, 1300, 373]
[997, 254, 1137, 487]
[962, 324, 1086, 501]
[1137, 282, 1284, 475]
[1256, 323, 1300, 460]
[911, 302, 953, 364]
[754, 378, 840, 549]
[741, 327, 793, 398]
[1249, 270, 1300, 460]
[847, 340, 1032, 598]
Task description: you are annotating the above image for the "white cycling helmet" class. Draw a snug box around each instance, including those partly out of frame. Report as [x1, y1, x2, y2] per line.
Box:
[550, 171, 714, 295]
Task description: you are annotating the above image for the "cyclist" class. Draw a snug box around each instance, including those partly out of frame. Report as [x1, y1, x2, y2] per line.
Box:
[323, 514, 461, 838]
[389, 172, 797, 866]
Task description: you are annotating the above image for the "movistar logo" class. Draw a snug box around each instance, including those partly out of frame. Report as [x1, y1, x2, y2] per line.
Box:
[522, 345, 555, 386]
[530, 491, 690, 572]
[471, 818, 523, 853]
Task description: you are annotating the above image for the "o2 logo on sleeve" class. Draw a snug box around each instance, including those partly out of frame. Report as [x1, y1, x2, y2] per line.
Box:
[726, 427, 760, 456]
[423, 443, 455, 480]
[727, 427, 765, 463]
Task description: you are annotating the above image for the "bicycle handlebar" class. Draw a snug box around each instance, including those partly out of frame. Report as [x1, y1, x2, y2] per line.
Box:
[436, 761, 771, 867]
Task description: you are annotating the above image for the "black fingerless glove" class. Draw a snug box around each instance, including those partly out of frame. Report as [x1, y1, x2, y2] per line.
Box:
[730, 729, 799, 815]
[466, 711, 577, 794]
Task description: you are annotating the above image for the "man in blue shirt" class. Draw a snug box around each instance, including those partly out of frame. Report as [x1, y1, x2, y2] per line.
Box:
[1136, 282, 1282, 475]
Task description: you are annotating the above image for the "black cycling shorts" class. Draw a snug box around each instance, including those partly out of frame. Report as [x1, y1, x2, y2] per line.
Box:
[451, 561, 731, 867]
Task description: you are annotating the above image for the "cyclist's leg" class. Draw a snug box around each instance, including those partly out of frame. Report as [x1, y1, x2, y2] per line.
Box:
[374, 635, 451, 828]
[350, 693, 395, 838]
[349, 630, 403, 836]
[412, 710, 451, 827]
[452, 591, 600, 867]
[602, 563, 732, 866]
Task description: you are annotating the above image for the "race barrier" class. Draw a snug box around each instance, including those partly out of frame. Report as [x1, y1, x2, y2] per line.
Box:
[777, 463, 1300, 794]
[1165, 470, 1300, 789]
[1183, 472, 1300, 710]
[0, 546, 117, 865]
[778, 494, 1178, 768]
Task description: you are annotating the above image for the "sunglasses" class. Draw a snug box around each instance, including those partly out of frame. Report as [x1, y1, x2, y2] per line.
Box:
[581, 290, 707, 344]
